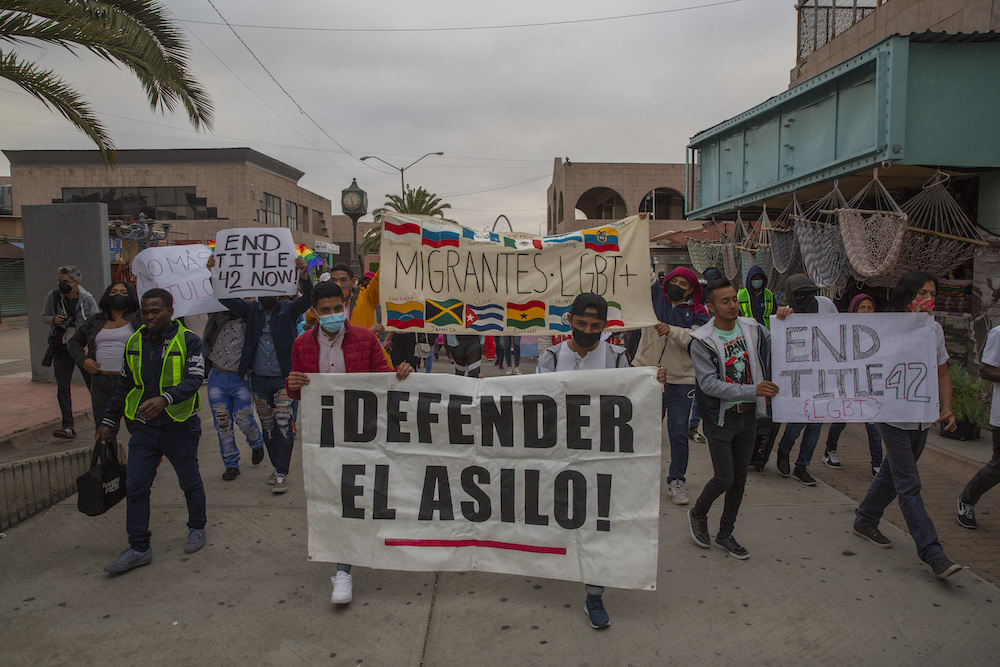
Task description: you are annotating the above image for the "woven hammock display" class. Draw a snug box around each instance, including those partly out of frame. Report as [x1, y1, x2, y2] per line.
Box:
[687, 220, 726, 275]
[892, 172, 989, 280]
[839, 171, 908, 283]
[741, 207, 774, 285]
[770, 196, 803, 275]
[794, 183, 851, 290]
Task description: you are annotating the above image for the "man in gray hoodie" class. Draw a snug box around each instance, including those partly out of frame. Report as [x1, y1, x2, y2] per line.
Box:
[687, 278, 777, 559]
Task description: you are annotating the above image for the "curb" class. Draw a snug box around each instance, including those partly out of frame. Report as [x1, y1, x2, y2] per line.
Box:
[0, 410, 94, 455]
[922, 441, 986, 484]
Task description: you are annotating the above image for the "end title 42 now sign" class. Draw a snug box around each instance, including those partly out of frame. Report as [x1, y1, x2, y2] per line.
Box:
[301, 368, 662, 590]
[771, 313, 940, 423]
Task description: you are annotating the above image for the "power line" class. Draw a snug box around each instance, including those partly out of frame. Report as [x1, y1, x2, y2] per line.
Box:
[181, 0, 742, 33]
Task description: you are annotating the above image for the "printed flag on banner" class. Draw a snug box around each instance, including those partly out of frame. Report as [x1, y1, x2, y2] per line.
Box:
[502, 237, 517, 249]
[462, 228, 501, 244]
[386, 301, 425, 329]
[426, 298, 464, 326]
[465, 303, 505, 332]
[514, 239, 543, 251]
[583, 227, 620, 252]
[422, 222, 460, 248]
[507, 301, 545, 329]
[543, 231, 583, 245]
[548, 304, 572, 332]
[385, 219, 421, 239]
[605, 301, 625, 328]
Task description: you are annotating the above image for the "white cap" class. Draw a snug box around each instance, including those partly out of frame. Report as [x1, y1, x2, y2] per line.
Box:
[319, 272, 331, 282]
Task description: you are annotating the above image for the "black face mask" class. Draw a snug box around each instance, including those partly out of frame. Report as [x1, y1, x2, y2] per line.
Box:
[58, 283, 73, 294]
[793, 291, 820, 313]
[107, 294, 130, 311]
[572, 327, 602, 349]
[665, 284, 687, 302]
[259, 296, 278, 310]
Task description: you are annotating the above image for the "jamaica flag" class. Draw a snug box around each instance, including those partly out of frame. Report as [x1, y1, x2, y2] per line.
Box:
[425, 298, 464, 326]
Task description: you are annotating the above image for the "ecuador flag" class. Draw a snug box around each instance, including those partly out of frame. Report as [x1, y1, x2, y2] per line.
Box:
[425, 298, 464, 326]
[507, 301, 545, 330]
[386, 301, 425, 329]
[583, 227, 620, 252]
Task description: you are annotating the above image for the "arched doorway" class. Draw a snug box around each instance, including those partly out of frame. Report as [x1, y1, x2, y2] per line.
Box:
[575, 187, 627, 220]
[638, 188, 685, 219]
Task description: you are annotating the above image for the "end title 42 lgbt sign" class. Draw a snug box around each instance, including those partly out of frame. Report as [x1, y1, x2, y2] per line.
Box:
[378, 214, 658, 334]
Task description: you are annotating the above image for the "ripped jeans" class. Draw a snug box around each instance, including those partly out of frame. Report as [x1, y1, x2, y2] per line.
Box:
[207, 369, 264, 469]
[251, 374, 295, 475]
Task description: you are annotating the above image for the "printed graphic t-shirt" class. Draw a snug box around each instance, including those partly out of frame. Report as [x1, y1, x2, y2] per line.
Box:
[715, 325, 753, 410]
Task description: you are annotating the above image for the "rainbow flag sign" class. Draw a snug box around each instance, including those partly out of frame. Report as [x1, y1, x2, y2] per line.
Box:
[507, 301, 545, 329]
[295, 244, 325, 271]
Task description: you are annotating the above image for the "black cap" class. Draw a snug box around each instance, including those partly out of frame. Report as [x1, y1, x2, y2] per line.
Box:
[569, 292, 607, 321]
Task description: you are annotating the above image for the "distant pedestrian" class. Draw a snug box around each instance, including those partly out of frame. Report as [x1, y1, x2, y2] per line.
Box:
[957, 322, 1000, 529]
[687, 278, 777, 560]
[852, 271, 962, 579]
[447, 334, 482, 377]
[99, 288, 207, 574]
[41, 265, 98, 438]
[736, 264, 776, 328]
[501, 335, 522, 374]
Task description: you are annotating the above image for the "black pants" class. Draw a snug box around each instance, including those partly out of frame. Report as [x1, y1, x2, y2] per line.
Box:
[692, 410, 756, 538]
[961, 427, 1000, 506]
[390, 333, 418, 368]
[89, 373, 124, 441]
[52, 345, 91, 429]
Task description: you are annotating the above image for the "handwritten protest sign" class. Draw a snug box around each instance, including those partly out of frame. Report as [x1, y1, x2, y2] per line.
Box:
[771, 313, 940, 423]
[301, 368, 662, 590]
[132, 244, 225, 318]
[379, 213, 658, 334]
[211, 227, 298, 298]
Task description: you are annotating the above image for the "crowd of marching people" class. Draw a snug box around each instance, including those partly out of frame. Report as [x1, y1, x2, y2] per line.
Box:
[42, 255, 1000, 631]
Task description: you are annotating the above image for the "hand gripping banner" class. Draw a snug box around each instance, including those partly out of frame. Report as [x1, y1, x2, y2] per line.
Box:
[379, 214, 658, 334]
[301, 368, 662, 590]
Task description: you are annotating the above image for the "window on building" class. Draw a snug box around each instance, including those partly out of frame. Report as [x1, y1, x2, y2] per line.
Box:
[58, 186, 216, 220]
[0, 184, 12, 216]
[260, 193, 281, 226]
[299, 204, 309, 233]
[638, 188, 685, 220]
[286, 200, 298, 230]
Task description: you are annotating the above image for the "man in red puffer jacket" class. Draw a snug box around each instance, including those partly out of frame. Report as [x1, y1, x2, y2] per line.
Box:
[286, 280, 413, 608]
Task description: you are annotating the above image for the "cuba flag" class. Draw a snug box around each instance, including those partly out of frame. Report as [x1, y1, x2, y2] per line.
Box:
[548, 303, 572, 332]
[386, 301, 425, 329]
[465, 303, 504, 332]
[583, 227, 619, 252]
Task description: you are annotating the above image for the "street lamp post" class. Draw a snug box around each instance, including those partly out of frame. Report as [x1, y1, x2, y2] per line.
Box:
[112, 212, 171, 250]
[359, 152, 443, 213]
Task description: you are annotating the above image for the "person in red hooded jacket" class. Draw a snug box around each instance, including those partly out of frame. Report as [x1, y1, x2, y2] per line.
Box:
[286, 280, 413, 606]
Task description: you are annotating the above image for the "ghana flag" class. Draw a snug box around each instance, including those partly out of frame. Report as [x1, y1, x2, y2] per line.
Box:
[425, 298, 464, 326]
[506, 301, 545, 329]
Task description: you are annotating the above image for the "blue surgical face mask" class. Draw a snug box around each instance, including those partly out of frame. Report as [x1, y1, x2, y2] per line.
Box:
[318, 312, 346, 333]
[750, 279, 764, 290]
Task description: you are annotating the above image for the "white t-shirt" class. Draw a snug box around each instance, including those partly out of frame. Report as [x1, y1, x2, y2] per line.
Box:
[816, 296, 838, 314]
[538, 340, 627, 373]
[982, 324, 1000, 428]
[888, 319, 949, 431]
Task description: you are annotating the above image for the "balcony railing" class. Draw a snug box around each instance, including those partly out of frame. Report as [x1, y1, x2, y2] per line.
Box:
[796, 0, 885, 61]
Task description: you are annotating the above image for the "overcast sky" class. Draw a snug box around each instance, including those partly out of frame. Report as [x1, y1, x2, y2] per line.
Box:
[0, 0, 797, 232]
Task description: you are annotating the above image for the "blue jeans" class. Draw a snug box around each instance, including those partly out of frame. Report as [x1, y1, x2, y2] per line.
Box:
[502, 336, 521, 368]
[689, 401, 701, 431]
[856, 425, 943, 564]
[777, 422, 822, 468]
[125, 418, 206, 552]
[251, 374, 295, 475]
[207, 369, 264, 469]
[662, 384, 695, 483]
[824, 422, 883, 467]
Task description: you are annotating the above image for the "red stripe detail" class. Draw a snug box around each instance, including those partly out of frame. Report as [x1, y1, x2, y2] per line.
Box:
[387, 318, 424, 329]
[507, 300, 545, 312]
[384, 538, 566, 555]
[605, 319, 625, 328]
[585, 242, 620, 252]
[385, 221, 420, 235]
[421, 238, 460, 248]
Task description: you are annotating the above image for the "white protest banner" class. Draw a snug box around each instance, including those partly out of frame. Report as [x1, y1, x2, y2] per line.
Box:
[771, 313, 940, 423]
[211, 227, 298, 298]
[131, 244, 225, 318]
[301, 367, 662, 590]
[379, 213, 658, 334]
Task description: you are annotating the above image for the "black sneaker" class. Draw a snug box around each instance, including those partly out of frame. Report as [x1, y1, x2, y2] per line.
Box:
[251, 447, 265, 465]
[777, 450, 790, 477]
[52, 427, 76, 439]
[792, 466, 817, 486]
[222, 467, 240, 481]
[822, 449, 842, 469]
[853, 523, 892, 548]
[688, 509, 711, 548]
[715, 534, 749, 559]
[584, 594, 610, 629]
[931, 556, 962, 579]
[957, 497, 977, 529]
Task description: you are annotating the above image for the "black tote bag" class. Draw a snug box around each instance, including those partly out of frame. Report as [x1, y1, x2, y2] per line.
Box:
[76, 440, 127, 516]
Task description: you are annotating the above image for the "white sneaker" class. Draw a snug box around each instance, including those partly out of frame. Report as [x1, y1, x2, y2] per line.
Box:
[505, 368, 513, 375]
[514, 368, 522, 375]
[667, 480, 689, 505]
[331, 571, 353, 604]
[272, 474, 288, 494]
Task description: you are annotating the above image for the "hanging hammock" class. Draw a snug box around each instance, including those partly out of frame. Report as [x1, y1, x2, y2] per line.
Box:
[893, 172, 990, 280]
[723, 212, 748, 283]
[770, 196, 803, 276]
[794, 183, 851, 291]
[741, 206, 774, 286]
[839, 169, 908, 283]
[686, 220, 726, 275]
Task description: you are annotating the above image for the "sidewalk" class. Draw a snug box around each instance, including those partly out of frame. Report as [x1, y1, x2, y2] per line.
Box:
[1, 417, 998, 665]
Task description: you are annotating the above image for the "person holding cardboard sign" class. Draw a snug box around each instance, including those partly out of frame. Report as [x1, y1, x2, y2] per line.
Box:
[207, 253, 312, 494]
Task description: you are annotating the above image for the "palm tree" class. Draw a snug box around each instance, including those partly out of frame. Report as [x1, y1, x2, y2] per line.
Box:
[367, 186, 453, 255]
[0, 0, 214, 164]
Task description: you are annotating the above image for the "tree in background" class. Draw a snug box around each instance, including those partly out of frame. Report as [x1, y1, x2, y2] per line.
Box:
[367, 186, 453, 254]
[0, 0, 214, 164]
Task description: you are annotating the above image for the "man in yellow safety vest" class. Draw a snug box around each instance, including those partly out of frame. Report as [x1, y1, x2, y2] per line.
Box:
[97, 288, 207, 575]
[736, 264, 776, 329]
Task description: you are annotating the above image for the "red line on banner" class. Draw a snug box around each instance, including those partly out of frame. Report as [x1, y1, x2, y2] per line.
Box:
[384, 538, 566, 555]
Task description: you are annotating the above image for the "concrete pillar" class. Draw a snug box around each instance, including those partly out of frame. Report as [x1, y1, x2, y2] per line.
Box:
[22, 203, 110, 382]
